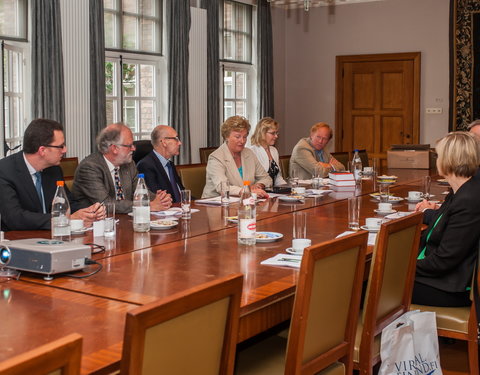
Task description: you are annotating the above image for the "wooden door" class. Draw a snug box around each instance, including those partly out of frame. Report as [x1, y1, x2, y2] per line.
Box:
[335, 53, 420, 166]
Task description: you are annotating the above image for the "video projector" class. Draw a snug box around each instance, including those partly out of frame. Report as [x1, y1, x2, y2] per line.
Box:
[0, 238, 90, 278]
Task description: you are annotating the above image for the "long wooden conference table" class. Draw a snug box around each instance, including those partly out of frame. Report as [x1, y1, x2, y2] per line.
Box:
[0, 168, 448, 374]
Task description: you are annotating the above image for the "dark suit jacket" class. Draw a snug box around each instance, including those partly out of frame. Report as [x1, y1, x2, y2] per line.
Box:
[0, 152, 76, 231]
[416, 174, 480, 293]
[136, 151, 185, 203]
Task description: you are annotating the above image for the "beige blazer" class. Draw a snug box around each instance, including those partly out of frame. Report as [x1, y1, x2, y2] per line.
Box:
[289, 138, 345, 179]
[202, 143, 272, 198]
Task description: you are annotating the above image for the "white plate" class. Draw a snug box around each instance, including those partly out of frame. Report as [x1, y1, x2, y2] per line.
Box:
[374, 209, 397, 215]
[71, 228, 88, 235]
[286, 247, 304, 255]
[360, 225, 380, 233]
[225, 216, 238, 224]
[278, 195, 304, 202]
[404, 197, 422, 203]
[385, 212, 413, 220]
[150, 220, 178, 230]
[256, 232, 284, 243]
[371, 195, 404, 203]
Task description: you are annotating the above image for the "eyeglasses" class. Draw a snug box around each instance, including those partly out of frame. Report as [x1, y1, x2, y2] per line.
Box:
[163, 136, 180, 142]
[44, 143, 66, 149]
[113, 143, 135, 149]
[267, 131, 280, 136]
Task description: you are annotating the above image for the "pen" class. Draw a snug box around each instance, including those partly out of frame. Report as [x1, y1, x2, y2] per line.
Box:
[279, 258, 301, 263]
[94, 197, 108, 213]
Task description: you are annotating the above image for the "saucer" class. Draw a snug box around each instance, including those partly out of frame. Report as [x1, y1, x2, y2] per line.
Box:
[286, 247, 304, 255]
[405, 197, 422, 203]
[278, 195, 305, 202]
[256, 232, 283, 243]
[150, 220, 178, 230]
[360, 225, 380, 233]
[71, 227, 88, 235]
[374, 209, 397, 215]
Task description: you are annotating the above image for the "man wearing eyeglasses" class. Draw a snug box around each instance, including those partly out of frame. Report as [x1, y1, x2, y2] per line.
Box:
[0, 118, 104, 231]
[137, 125, 185, 203]
[72, 123, 172, 213]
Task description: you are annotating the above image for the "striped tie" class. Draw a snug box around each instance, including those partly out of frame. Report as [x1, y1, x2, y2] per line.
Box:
[114, 167, 125, 200]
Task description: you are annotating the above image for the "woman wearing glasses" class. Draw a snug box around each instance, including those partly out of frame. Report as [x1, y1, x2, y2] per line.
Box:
[202, 116, 272, 198]
[249, 117, 287, 187]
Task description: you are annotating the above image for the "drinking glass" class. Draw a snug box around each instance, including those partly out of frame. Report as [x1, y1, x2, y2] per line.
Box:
[289, 169, 299, 188]
[312, 165, 322, 189]
[293, 211, 307, 239]
[104, 201, 116, 237]
[348, 196, 361, 231]
[181, 189, 192, 219]
[423, 175, 431, 200]
[219, 181, 230, 206]
[378, 183, 390, 203]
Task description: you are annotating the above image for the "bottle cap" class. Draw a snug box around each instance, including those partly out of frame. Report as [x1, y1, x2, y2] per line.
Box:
[138, 173, 144, 178]
[243, 180, 251, 186]
[56, 181, 65, 187]
[354, 149, 359, 152]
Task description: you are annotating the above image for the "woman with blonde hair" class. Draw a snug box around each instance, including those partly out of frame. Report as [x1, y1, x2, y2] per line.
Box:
[202, 116, 272, 198]
[249, 117, 287, 186]
[413, 132, 480, 307]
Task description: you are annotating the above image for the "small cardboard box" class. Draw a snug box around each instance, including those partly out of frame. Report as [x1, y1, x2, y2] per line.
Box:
[387, 145, 436, 169]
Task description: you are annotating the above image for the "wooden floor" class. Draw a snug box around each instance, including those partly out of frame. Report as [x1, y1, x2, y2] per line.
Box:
[440, 340, 469, 375]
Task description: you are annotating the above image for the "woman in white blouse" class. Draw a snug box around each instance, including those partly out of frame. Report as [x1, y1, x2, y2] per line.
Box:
[249, 117, 287, 187]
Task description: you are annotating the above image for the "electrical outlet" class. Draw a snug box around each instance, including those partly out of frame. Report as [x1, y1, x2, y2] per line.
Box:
[425, 108, 443, 114]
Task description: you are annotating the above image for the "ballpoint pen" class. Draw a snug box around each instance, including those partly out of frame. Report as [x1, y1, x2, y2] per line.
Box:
[278, 258, 301, 263]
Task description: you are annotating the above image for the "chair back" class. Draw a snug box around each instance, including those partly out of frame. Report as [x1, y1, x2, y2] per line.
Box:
[176, 163, 207, 199]
[279, 155, 291, 179]
[0, 333, 82, 375]
[285, 231, 368, 375]
[357, 150, 369, 167]
[120, 273, 243, 375]
[331, 152, 350, 169]
[358, 212, 423, 372]
[60, 157, 78, 191]
[199, 147, 217, 164]
[133, 140, 153, 164]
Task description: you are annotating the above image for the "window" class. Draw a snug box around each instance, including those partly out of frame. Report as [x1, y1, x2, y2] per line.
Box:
[220, 1, 255, 121]
[106, 56, 160, 139]
[104, 0, 162, 54]
[0, 0, 27, 41]
[1, 42, 25, 154]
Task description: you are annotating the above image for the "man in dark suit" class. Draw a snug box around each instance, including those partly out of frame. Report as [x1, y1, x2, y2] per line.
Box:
[72, 123, 172, 213]
[0, 119, 103, 231]
[137, 125, 185, 203]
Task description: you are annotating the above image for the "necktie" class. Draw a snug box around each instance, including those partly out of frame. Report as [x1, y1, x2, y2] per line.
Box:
[166, 161, 181, 203]
[114, 167, 125, 200]
[34, 171, 46, 214]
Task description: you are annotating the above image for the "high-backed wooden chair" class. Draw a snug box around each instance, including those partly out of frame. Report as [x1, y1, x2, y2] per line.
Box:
[357, 150, 369, 167]
[199, 147, 217, 164]
[236, 231, 368, 375]
[176, 163, 207, 199]
[0, 333, 82, 375]
[132, 140, 153, 164]
[60, 157, 78, 191]
[279, 155, 291, 179]
[354, 212, 423, 375]
[331, 152, 350, 169]
[120, 273, 243, 375]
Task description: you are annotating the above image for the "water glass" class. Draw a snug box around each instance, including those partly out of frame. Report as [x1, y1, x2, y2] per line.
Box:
[181, 189, 191, 219]
[293, 211, 307, 239]
[289, 169, 299, 188]
[104, 201, 116, 237]
[312, 165, 322, 188]
[348, 196, 361, 231]
[378, 183, 390, 203]
[219, 181, 230, 206]
[423, 175, 431, 200]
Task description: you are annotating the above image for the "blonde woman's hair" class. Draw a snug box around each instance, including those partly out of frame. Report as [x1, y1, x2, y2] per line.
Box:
[436, 132, 479, 178]
[310, 122, 333, 139]
[250, 117, 279, 146]
[220, 116, 251, 140]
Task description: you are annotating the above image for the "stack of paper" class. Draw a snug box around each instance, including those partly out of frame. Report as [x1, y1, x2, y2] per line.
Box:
[261, 254, 302, 268]
[195, 196, 241, 205]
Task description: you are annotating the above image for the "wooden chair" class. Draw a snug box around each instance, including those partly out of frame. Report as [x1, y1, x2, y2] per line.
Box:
[279, 155, 291, 179]
[0, 333, 82, 375]
[60, 157, 78, 191]
[132, 140, 153, 164]
[199, 147, 217, 164]
[120, 273, 243, 375]
[357, 149, 369, 167]
[331, 152, 350, 169]
[176, 163, 207, 199]
[354, 212, 423, 375]
[236, 231, 368, 375]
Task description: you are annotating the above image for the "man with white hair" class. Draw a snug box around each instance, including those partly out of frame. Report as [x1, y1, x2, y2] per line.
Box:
[467, 119, 480, 140]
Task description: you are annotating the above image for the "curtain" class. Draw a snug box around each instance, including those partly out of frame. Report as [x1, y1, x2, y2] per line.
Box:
[167, 0, 191, 164]
[257, 0, 274, 119]
[200, 0, 221, 147]
[89, 0, 107, 152]
[31, 0, 65, 126]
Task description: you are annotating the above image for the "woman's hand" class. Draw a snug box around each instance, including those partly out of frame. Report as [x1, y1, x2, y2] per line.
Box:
[415, 199, 439, 212]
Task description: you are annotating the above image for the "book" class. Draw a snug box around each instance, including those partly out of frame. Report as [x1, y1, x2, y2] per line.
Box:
[330, 179, 356, 187]
[328, 172, 354, 181]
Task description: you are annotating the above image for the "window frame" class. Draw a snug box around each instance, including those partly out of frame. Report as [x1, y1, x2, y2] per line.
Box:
[0, 0, 28, 42]
[220, 0, 253, 64]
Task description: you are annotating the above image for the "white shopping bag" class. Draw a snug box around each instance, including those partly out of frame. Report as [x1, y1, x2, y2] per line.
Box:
[378, 310, 443, 375]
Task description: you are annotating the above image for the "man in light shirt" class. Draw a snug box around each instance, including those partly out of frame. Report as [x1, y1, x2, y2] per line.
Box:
[137, 125, 185, 202]
[0, 119, 103, 231]
[73, 123, 172, 213]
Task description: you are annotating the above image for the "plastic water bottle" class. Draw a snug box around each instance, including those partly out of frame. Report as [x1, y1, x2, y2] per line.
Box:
[133, 173, 150, 232]
[238, 181, 256, 245]
[51, 180, 71, 241]
[352, 149, 363, 184]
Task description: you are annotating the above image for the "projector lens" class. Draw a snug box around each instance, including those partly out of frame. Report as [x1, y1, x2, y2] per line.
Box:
[0, 246, 11, 265]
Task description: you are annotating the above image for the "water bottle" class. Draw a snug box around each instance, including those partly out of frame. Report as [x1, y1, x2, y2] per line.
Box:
[352, 149, 363, 184]
[238, 181, 256, 245]
[51, 180, 71, 241]
[133, 173, 150, 232]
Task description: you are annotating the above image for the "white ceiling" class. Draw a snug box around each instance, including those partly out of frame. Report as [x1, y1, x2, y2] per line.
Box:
[269, 0, 388, 8]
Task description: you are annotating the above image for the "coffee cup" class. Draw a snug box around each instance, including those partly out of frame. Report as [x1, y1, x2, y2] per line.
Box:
[365, 217, 382, 230]
[70, 219, 84, 231]
[378, 202, 392, 212]
[292, 187, 306, 196]
[292, 238, 311, 254]
[408, 191, 422, 200]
